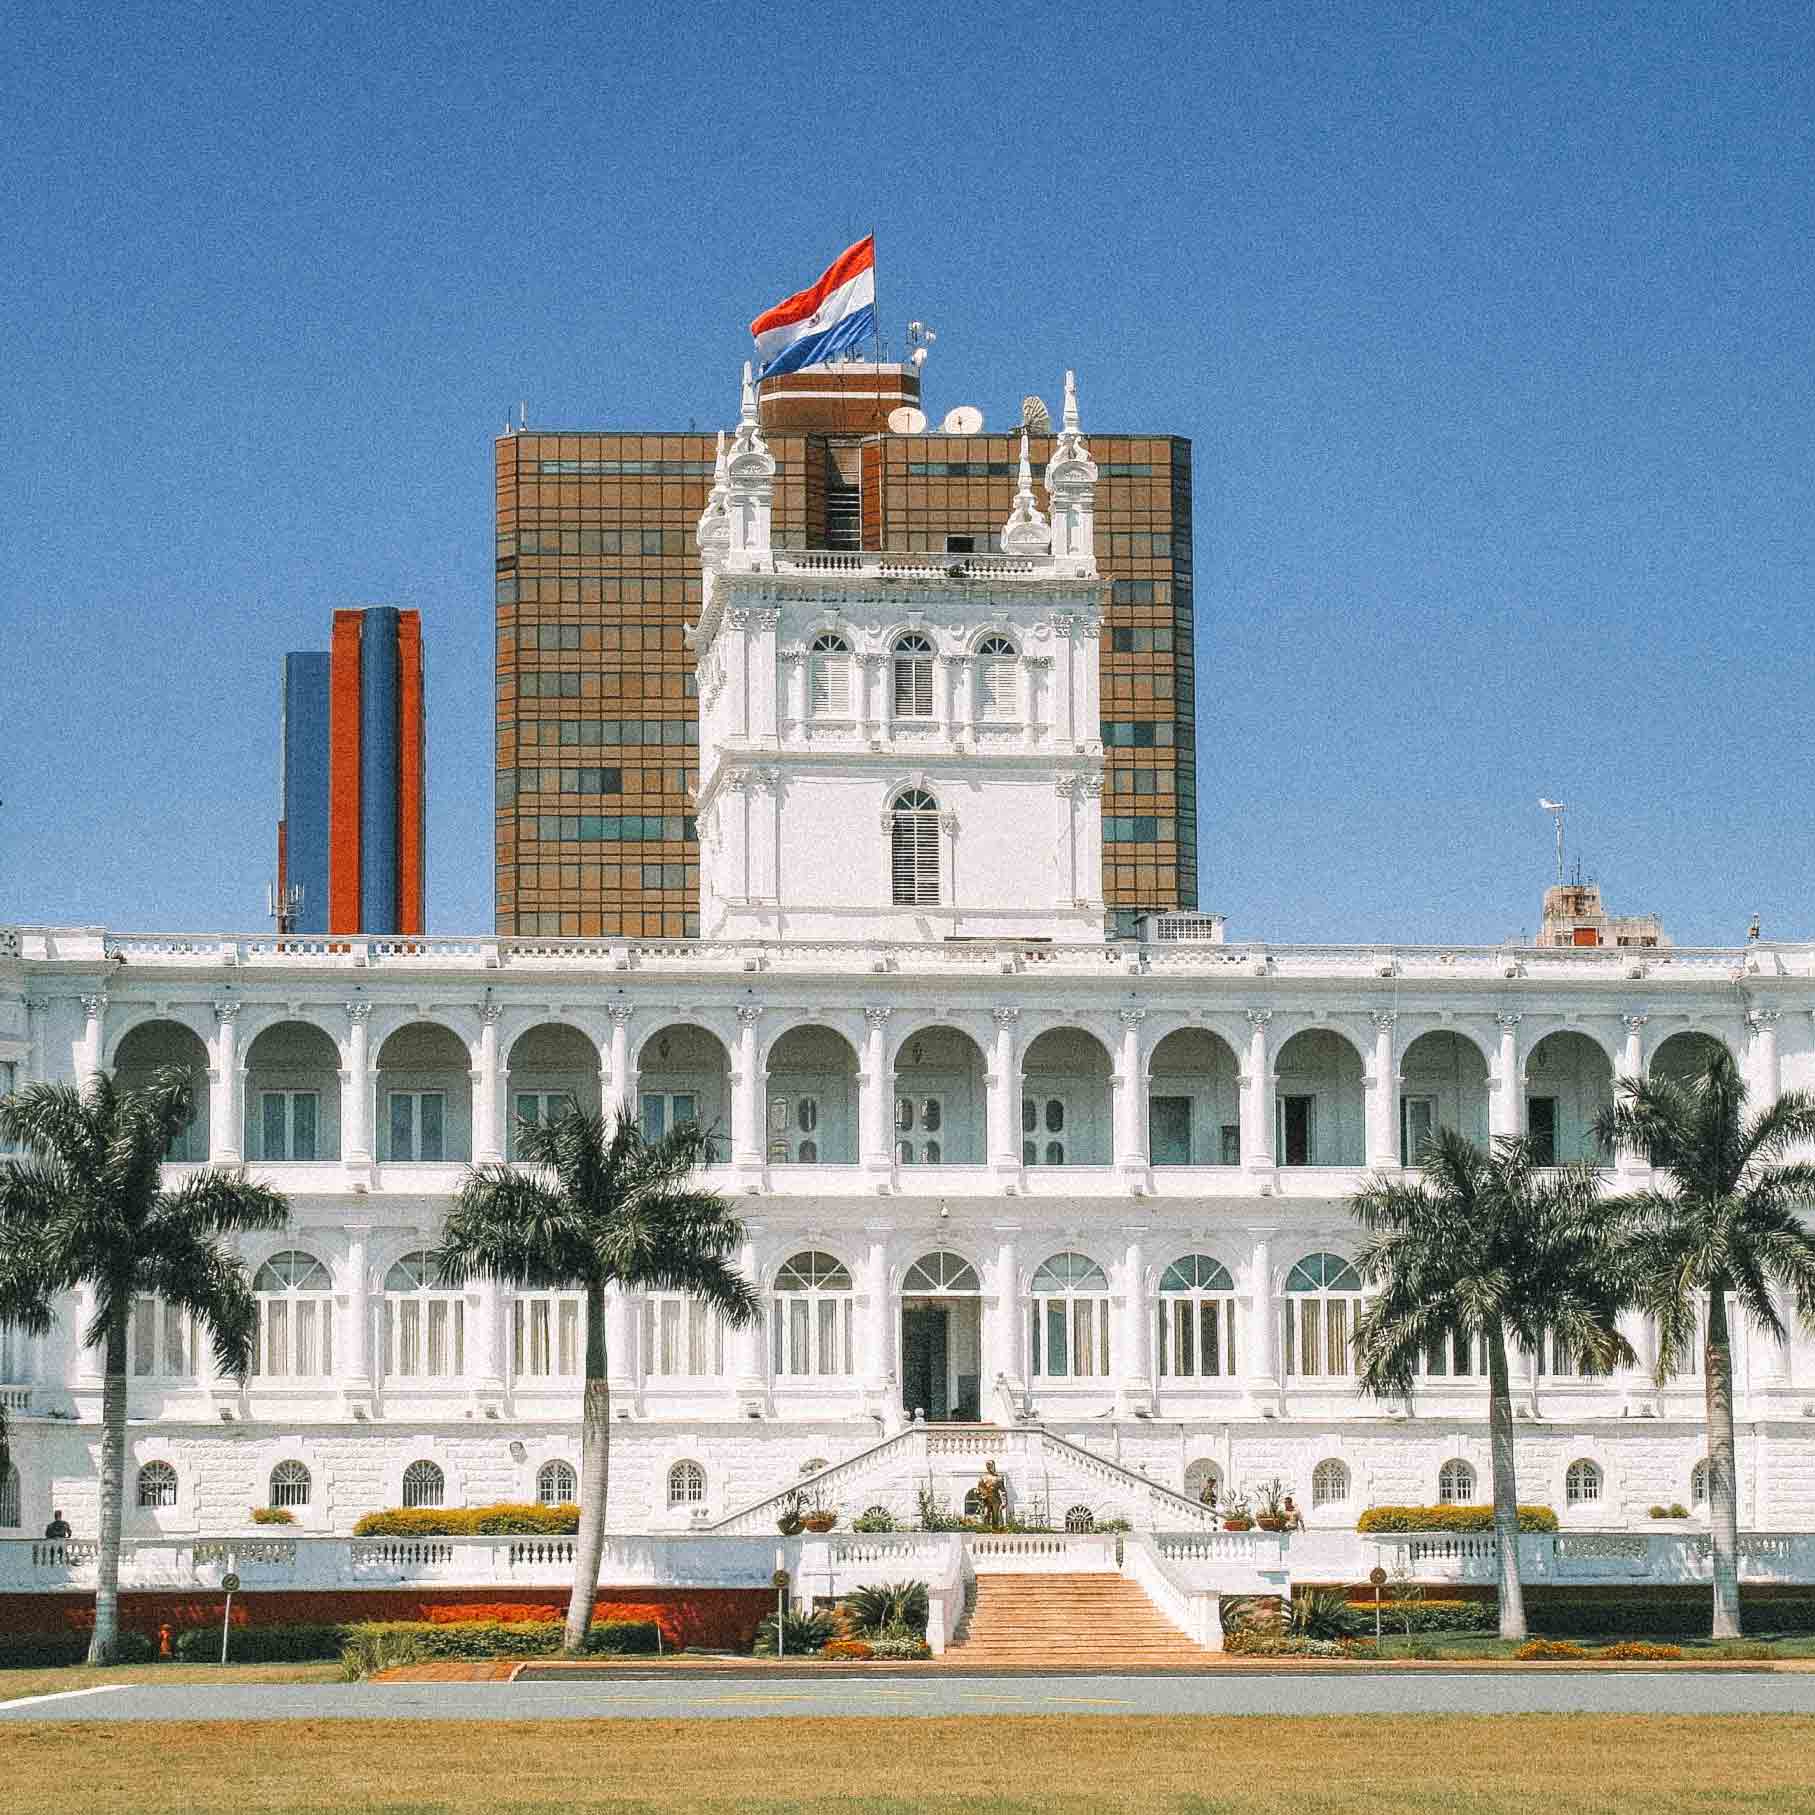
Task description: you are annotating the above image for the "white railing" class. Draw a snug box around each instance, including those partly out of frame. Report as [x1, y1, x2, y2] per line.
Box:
[1122, 1534, 1225, 1650]
[1033, 1429, 1223, 1530]
[967, 1532, 1119, 1573]
[12, 923, 1793, 981]
[0, 1387, 31, 1412]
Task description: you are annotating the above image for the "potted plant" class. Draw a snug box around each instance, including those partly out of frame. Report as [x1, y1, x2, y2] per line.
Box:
[1253, 1477, 1290, 1532]
[1222, 1491, 1254, 1533]
[776, 1489, 806, 1537]
[803, 1490, 838, 1534]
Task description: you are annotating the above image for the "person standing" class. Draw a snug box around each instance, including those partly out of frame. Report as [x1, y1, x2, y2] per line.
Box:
[44, 1510, 72, 1540]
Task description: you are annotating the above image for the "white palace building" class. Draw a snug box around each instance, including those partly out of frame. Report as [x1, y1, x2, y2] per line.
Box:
[4, 372, 1815, 1604]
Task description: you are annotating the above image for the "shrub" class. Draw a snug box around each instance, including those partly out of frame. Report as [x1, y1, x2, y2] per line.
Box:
[174, 1624, 345, 1664]
[753, 1610, 836, 1656]
[250, 1506, 296, 1526]
[1647, 1504, 1691, 1520]
[866, 1634, 932, 1660]
[852, 1507, 897, 1533]
[350, 1503, 579, 1537]
[1358, 1599, 1494, 1635]
[586, 1620, 663, 1655]
[1515, 1639, 1589, 1660]
[1358, 1504, 1558, 1534]
[1219, 1595, 1284, 1635]
[1529, 1595, 1815, 1639]
[839, 1581, 930, 1640]
[821, 1638, 875, 1660]
[1598, 1640, 1683, 1660]
[0, 1631, 157, 1669]
[340, 1625, 430, 1680]
[1290, 1590, 1363, 1641]
[1224, 1632, 1345, 1658]
[333, 1617, 659, 1671]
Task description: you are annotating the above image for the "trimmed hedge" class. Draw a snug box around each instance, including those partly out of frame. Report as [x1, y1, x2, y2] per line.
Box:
[351, 1503, 580, 1537]
[0, 1631, 158, 1669]
[1529, 1595, 1815, 1639]
[339, 1618, 662, 1661]
[1347, 1598, 1497, 1635]
[174, 1624, 346, 1664]
[1357, 1504, 1559, 1534]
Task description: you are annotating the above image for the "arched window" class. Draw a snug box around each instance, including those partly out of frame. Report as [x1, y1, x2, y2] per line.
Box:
[537, 1460, 577, 1506]
[268, 1460, 311, 1509]
[642, 1293, 727, 1378]
[1156, 1254, 1238, 1379]
[1281, 1253, 1365, 1379]
[251, 1251, 335, 1379]
[808, 631, 852, 716]
[892, 632, 935, 717]
[891, 788, 940, 906]
[137, 1460, 178, 1509]
[902, 1252, 980, 1294]
[401, 1460, 445, 1509]
[1029, 1253, 1111, 1380]
[667, 1460, 706, 1506]
[1691, 1458, 1711, 1508]
[1064, 1504, 1095, 1534]
[513, 1288, 583, 1379]
[772, 1251, 854, 1377]
[1437, 1458, 1476, 1504]
[1565, 1459, 1602, 1506]
[0, 1462, 19, 1530]
[1312, 1459, 1350, 1508]
[976, 633, 1018, 722]
[1183, 1459, 1221, 1508]
[383, 1251, 465, 1380]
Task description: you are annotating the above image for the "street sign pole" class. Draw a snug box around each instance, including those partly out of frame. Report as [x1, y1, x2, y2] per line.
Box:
[219, 1572, 242, 1665]
[1369, 1565, 1387, 1648]
[772, 1568, 791, 1660]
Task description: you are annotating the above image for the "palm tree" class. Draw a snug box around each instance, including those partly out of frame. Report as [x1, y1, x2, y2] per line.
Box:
[1596, 1045, 1815, 1638]
[1350, 1129, 1632, 1640]
[0, 1066, 287, 1663]
[436, 1107, 759, 1652]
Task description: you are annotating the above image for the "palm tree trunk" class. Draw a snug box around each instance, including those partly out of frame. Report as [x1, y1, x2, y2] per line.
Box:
[1485, 1326, 1527, 1641]
[563, 1281, 611, 1653]
[87, 1306, 129, 1666]
[1705, 1282, 1742, 1640]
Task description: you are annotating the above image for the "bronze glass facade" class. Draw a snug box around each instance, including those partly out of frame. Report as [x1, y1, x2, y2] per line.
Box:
[495, 401, 1195, 938]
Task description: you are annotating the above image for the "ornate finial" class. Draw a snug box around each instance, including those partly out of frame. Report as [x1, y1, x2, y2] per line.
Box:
[696, 428, 732, 562]
[740, 360, 757, 425]
[999, 430, 1052, 555]
[724, 364, 775, 557]
[1044, 369, 1098, 565]
[1062, 368, 1080, 433]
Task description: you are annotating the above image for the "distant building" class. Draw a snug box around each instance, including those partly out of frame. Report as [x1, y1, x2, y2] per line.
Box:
[1536, 881, 1668, 951]
[277, 607, 425, 935]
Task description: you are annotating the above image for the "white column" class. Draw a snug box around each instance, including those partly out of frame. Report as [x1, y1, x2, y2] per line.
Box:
[1617, 1306, 1656, 1415]
[862, 1232, 894, 1425]
[1241, 1010, 1275, 1171]
[341, 1224, 374, 1400]
[605, 1285, 636, 1395]
[942, 654, 966, 741]
[731, 1006, 763, 1173]
[1117, 1235, 1150, 1411]
[1490, 1013, 1523, 1139]
[734, 1233, 768, 1411]
[987, 1231, 1022, 1399]
[860, 1007, 893, 1174]
[1366, 1011, 1398, 1169]
[474, 1005, 503, 1163]
[474, 1279, 505, 1400]
[778, 649, 804, 732]
[1750, 1010, 1782, 1106]
[74, 1281, 103, 1387]
[865, 653, 889, 741]
[77, 991, 107, 1086]
[1245, 1227, 1278, 1400]
[342, 1003, 373, 1163]
[605, 1005, 634, 1124]
[1614, 1013, 1649, 1180]
[987, 1007, 1021, 1173]
[1113, 1008, 1148, 1175]
[210, 1000, 243, 1162]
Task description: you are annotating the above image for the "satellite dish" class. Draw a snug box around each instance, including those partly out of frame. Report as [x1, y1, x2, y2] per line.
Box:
[942, 405, 984, 435]
[888, 406, 927, 435]
[1021, 394, 1051, 431]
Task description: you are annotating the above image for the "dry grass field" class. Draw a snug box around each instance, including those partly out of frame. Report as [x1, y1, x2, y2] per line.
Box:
[0, 1714, 1812, 1812]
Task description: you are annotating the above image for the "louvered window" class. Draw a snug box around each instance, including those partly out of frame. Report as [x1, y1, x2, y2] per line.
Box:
[893, 634, 935, 717]
[890, 788, 940, 905]
[809, 632, 850, 716]
[976, 634, 1018, 721]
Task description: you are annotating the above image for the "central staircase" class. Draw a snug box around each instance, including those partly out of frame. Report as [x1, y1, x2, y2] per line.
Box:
[946, 1572, 1218, 1668]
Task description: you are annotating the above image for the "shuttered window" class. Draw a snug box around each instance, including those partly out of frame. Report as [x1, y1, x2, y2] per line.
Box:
[893, 634, 934, 717]
[890, 789, 940, 905]
[808, 632, 850, 716]
[976, 634, 1017, 721]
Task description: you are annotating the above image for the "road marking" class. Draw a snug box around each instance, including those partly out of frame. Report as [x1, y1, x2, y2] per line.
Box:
[0, 1684, 130, 1713]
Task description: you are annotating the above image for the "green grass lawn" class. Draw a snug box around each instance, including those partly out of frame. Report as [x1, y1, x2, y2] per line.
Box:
[0, 1715, 1812, 1811]
[0, 1660, 342, 1702]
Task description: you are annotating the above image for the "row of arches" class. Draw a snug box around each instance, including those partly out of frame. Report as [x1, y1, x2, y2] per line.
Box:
[115, 1011, 1736, 1170]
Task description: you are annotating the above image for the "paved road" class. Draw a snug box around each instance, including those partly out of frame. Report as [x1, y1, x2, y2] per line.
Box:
[5, 1670, 1815, 1722]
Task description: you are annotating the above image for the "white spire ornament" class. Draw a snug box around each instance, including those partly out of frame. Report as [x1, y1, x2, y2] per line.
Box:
[695, 429, 732, 567]
[1043, 368, 1099, 569]
[998, 430, 1052, 555]
[724, 360, 776, 560]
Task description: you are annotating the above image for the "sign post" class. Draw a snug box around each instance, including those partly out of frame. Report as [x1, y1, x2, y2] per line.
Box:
[1368, 1565, 1387, 1649]
[219, 1572, 242, 1665]
[771, 1568, 791, 1659]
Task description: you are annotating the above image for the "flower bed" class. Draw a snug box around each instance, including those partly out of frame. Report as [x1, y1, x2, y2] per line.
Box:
[351, 1502, 580, 1536]
[1357, 1504, 1558, 1533]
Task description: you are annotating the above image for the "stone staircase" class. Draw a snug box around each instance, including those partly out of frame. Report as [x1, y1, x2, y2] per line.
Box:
[945, 1572, 1219, 1668]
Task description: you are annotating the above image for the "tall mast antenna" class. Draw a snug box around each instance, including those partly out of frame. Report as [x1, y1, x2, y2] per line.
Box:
[1538, 799, 1567, 884]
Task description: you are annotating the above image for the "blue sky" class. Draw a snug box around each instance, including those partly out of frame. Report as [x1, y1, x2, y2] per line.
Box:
[2, 1, 1811, 946]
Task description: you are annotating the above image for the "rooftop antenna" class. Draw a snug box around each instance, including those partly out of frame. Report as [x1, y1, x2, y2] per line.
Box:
[266, 879, 303, 937]
[906, 320, 936, 373]
[519, 401, 527, 430]
[1538, 799, 1567, 884]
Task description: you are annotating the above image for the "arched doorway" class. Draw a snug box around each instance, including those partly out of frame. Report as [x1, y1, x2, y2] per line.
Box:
[899, 1250, 982, 1422]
